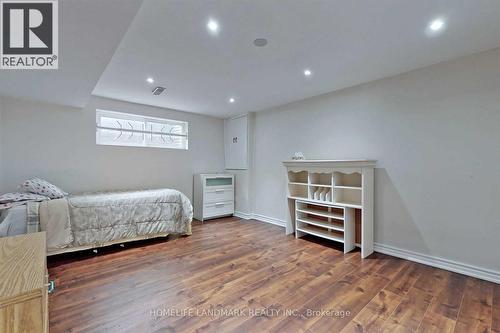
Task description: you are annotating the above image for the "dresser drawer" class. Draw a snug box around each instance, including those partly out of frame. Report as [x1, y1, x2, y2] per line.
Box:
[204, 201, 234, 218]
[205, 177, 233, 187]
[204, 188, 234, 203]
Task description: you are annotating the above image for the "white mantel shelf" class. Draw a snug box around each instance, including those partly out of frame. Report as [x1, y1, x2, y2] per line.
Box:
[283, 159, 376, 168]
[283, 159, 376, 258]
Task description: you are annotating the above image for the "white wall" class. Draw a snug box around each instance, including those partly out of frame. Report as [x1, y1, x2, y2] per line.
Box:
[0, 96, 225, 200]
[250, 48, 500, 273]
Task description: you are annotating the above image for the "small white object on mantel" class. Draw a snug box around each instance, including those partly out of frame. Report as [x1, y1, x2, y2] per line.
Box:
[292, 152, 305, 160]
[283, 159, 376, 258]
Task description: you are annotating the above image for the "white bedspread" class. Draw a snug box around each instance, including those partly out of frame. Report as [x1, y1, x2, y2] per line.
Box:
[0, 206, 27, 237]
[39, 198, 73, 250]
[36, 189, 192, 252]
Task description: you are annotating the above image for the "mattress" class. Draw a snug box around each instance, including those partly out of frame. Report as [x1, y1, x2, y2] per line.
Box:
[0, 205, 28, 237]
[66, 189, 193, 248]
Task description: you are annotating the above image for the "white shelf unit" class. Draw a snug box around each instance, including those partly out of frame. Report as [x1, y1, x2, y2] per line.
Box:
[295, 200, 355, 253]
[283, 159, 375, 258]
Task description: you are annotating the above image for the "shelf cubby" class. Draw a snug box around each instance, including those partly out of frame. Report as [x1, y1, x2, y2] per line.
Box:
[334, 172, 361, 188]
[296, 216, 344, 232]
[288, 184, 308, 199]
[334, 187, 362, 208]
[296, 225, 345, 243]
[309, 172, 333, 186]
[288, 171, 308, 184]
[308, 186, 332, 203]
[296, 202, 343, 220]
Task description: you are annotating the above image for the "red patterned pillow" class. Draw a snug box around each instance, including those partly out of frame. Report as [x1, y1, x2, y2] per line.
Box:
[21, 178, 68, 199]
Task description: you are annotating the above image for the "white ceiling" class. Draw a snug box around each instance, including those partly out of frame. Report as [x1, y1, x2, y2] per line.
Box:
[2, 1, 500, 118]
[92, 0, 500, 118]
[0, 0, 142, 107]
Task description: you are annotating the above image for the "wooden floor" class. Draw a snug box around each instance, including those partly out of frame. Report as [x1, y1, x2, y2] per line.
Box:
[48, 217, 500, 333]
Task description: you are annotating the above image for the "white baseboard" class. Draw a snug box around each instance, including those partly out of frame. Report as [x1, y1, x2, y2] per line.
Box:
[234, 211, 253, 220]
[234, 212, 500, 284]
[252, 213, 286, 227]
[374, 243, 500, 284]
[234, 211, 285, 227]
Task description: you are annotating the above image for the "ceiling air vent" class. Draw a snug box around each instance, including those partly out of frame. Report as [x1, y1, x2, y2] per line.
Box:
[254, 38, 268, 47]
[152, 86, 166, 95]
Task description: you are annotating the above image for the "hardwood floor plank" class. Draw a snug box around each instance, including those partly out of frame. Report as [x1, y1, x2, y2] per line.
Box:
[226, 261, 359, 333]
[413, 270, 467, 333]
[426, 271, 467, 321]
[266, 273, 367, 332]
[46, 217, 498, 333]
[149, 239, 344, 332]
[381, 287, 434, 332]
[492, 284, 500, 333]
[417, 313, 456, 333]
[352, 253, 396, 277]
[413, 265, 449, 294]
[375, 257, 409, 280]
[308, 273, 390, 332]
[385, 262, 425, 296]
[454, 277, 494, 333]
[112, 244, 316, 332]
[341, 290, 403, 333]
[161, 253, 312, 332]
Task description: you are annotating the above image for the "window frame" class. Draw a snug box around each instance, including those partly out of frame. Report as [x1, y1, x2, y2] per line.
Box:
[95, 109, 189, 150]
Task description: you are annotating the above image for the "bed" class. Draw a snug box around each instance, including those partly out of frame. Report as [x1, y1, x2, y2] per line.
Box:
[0, 188, 193, 255]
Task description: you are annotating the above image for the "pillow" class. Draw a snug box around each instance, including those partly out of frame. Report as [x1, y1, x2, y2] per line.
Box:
[0, 192, 49, 203]
[21, 178, 68, 199]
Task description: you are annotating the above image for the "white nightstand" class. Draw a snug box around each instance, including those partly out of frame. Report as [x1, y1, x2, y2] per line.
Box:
[193, 173, 234, 222]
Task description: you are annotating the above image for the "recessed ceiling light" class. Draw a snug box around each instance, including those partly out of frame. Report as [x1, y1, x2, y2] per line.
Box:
[229, 97, 235, 104]
[146, 77, 154, 83]
[207, 19, 220, 34]
[428, 18, 446, 33]
[304, 69, 312, 77]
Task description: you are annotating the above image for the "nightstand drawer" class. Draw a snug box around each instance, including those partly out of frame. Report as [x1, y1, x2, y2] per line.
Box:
[204, 201, 234, 218]
[205, 177, 233, 187]
[204, 188, 234, 203]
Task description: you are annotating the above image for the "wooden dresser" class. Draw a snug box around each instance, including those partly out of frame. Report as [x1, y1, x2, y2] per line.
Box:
[0, 232, 49, 333]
